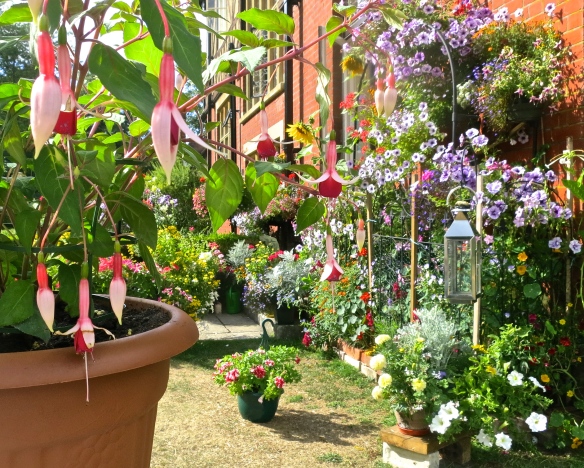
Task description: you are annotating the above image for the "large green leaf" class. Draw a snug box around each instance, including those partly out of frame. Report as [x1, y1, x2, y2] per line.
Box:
[223, 30, 261, 48]
[523, 283, 542, 299]
[140, 0, 204, 91]
[378, 6, 406, 30]
[0, 279, 34, 327]
[563, 179, 584, 201]
[254, 160, 290, 177]
[0, 4, 31, 25]
[179, 142, 211, 178]
[296, 197, 325, 232]
[289, 163, 321, 179]
[123, 22, 163, 76]
[2, 105, 27, 166]
[58, 262, 81, 315]
[106, 192, 157, 248]
[34, 147, 83, 237]
[315, 63, 331, 127]
[14, 209, 41, 255]
[214, 83, 248, 101]
[245, 164, 279, 214]
[80, 147, 116, 187]
[205, 158, 243, 232]
[139, 241, 163, 292]
[13, 308, 51, 342]
[88, 43, 157, 121]
[237, 8, 295, 36]
[90, 223, 115, 258]
[325, 16, 344, 47]
[228, 47, 266, 72]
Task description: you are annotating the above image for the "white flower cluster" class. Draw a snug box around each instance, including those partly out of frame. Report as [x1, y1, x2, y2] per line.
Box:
[429, 401, 460, 434]
[475, 412, 547, 451]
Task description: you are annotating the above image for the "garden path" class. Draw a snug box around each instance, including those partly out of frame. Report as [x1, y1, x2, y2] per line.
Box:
[197, 312, 264, 340]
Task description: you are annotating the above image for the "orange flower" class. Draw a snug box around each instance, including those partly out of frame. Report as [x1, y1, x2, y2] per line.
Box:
[516, 265, 527, 275]
[517, 252, 528, 262]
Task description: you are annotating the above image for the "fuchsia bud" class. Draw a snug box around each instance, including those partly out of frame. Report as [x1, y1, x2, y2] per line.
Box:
[151, 38, 217, 184]
[31, 21, 62, 158]
[374, 78, 385, 117]
[109, 242, 126, 324]
[256, 104, 278, 159]
[55, 27, 77, 135]
[384, 70, 397, 118]
[36, 257, 55, 332]
[356, 218, 366, 250]
[320, 233, 344, 282]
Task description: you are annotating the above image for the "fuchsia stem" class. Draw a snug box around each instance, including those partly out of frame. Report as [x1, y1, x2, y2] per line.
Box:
[152, 0, 170, 38]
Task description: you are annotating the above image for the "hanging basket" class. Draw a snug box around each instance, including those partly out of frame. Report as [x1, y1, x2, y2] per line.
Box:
[507, 101, 542, 123]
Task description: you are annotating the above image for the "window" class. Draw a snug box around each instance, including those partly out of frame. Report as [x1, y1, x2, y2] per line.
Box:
[241, 0, 286, 120]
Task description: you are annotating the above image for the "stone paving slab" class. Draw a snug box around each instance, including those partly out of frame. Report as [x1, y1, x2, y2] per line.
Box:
[197, 313, 265, 340]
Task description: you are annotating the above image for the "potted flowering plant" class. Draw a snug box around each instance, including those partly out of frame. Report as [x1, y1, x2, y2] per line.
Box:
[213, 345, 302, 423]
[370, 307, 470, 435]
[457, 4, 571, 133]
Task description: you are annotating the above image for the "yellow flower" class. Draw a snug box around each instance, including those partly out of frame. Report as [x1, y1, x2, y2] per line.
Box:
[578, 357, 582, 363]
[287, 122, 314, 145]
[472, 344, 487, 353]
[417, 337, 425, 343]
[340, 55, 364, 76]
[516, 265, 527, 275]
[517, 252, 528, 262]
[567, 390, 575, 398]
[411, 378, 426, 392]
[486, 365, 498, 375]
[378, 373, 393, 388]
[568, 303, 574, 308]
[559, 319, 566, 326]
[572, 437, 582, 449]
[541, 374, 550, 383]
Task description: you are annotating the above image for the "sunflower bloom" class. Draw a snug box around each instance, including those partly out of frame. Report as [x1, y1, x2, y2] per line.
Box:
[340, 55, 364, 76]
[287, 121, 313, 145]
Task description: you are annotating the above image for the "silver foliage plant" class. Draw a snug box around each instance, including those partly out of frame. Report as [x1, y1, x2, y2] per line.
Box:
[395, 306, 469, 370]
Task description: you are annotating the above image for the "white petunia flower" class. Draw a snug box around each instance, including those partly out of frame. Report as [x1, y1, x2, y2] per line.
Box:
[477, 429, 493, 447]
[438, 401, 460, 421]
[429, 414, 451, 434]
[528, 376, 546, 392]
[495, 432, 512, 450]
[525, 412, 547, 432]
[507, 370, 524, 386]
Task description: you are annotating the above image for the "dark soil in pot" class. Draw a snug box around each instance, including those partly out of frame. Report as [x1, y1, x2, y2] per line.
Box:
[0, 296, 170, 353]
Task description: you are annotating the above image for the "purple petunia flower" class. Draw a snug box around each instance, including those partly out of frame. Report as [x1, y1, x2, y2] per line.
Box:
[486, 205, 502, 220]
[465, 128, 479, 139]
[569, 240, 582, 254]
[549, 237, 562, 249]
[545, 170, 556, 182]
[486, 181, 502, 194]
[472, 134, 489, 147]
[544, 3, 556, 17]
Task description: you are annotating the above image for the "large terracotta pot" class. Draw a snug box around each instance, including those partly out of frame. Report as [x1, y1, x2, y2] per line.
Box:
[394, 409, 430, 436]
[0, 296, 199, 468]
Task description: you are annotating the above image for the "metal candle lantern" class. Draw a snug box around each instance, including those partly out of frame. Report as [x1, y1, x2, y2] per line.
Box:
[444, 200, 482, 304]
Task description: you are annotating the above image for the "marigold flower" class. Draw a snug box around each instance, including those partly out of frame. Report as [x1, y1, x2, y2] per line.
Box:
[541, 374, 550, 383]
[516, 265, 527, 275]
[517, 252, 528, 262]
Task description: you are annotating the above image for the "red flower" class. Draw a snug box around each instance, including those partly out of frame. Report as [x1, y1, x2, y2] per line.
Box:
[357, 247, 368, 257]
[251, 365, 266, 379]
[274, 376, 285, 389]
[302, 333, 312, 347]
[548, 348, 557, 356]
[559, 337, 571, 347]
[360, 292, 371, 303]
[528, 314, 538, 324]
[295, 356, 301, 364]
[366, 311, 374, 328]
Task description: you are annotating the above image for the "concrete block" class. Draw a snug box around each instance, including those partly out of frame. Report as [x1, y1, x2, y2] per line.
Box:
[383, 443, 440, 468]
[343, 353, 361, 369]
[360, 364, 377, 380]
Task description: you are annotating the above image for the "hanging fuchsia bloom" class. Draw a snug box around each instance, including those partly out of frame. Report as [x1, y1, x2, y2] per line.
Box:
[31, 18, 62, 158]
[374, 77, 385, 117]
[54, 26, 76, 135]
[56, 264, 114, 353]
[313, 131, 357, 198]
[152, 38, 217, 183]
[256, 104, 278, 159]
[384, 69, 397, 118]
[36, 254, 54, 332]
[109, 241, 126, 324]
[321, 233, 344, 282]
[356, 218, 366, 250]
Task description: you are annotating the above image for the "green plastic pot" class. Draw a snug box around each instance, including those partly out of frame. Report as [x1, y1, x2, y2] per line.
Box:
[237, 391, 280, 423]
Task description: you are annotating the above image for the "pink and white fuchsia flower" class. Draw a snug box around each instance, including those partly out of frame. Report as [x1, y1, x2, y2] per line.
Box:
[321, 232, 343, 282]
[151, 38, 217, 183]
[36, 254, 54, 332]
[109, 241, 126, 324]
[54, 26, 77, 135]
[31, 17, 62, 157]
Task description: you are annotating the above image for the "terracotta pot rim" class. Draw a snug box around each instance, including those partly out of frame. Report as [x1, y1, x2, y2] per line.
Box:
[0, 296, 199, 389]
